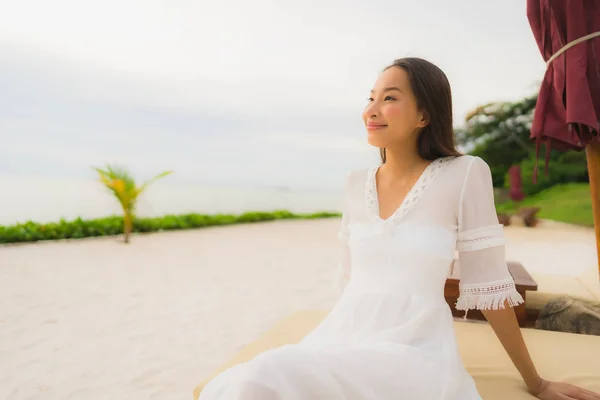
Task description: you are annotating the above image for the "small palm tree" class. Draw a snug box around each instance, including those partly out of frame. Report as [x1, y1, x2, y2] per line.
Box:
[94, 164, 173, 243]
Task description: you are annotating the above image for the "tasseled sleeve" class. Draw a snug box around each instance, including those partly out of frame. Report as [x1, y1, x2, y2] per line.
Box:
[455, 157, 524, 313]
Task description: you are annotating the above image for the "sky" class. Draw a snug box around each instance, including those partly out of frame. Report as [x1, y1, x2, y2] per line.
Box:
[0, 0, 547, 190]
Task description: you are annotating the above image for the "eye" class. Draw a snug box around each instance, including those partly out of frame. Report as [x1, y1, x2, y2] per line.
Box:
[384, 95, 396, 101]
[367, 97, 374, 102]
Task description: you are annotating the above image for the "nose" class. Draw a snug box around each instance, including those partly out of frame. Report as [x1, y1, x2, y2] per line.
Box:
[364, 101, 380, 119]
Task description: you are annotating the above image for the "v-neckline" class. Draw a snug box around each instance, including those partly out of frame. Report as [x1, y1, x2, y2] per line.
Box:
[366, 157, 451, 223]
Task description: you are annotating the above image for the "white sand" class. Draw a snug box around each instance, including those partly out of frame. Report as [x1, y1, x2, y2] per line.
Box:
[0, 218, 598, 400]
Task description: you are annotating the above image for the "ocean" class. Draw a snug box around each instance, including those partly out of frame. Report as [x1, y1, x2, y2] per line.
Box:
[0, 176, 343, 226]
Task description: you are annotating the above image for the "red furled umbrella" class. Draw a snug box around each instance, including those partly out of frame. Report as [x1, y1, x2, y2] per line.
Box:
[527, 0, 600, 278]
[508, 164, 525, 203]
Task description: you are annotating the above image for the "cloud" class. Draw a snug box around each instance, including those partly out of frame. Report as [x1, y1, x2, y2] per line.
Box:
[0, 1, 546, 116]
[0, 50, 371, 189]
[0, 0, 548, 190]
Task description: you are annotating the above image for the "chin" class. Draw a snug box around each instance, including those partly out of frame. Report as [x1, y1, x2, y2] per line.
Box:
[367, 134, 387, 149]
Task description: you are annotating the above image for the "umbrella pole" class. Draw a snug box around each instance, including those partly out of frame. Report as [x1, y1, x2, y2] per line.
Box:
[586, 141, 600, 279]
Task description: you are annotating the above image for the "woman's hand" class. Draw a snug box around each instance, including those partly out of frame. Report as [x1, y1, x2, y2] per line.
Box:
[531, 379, 600, 400]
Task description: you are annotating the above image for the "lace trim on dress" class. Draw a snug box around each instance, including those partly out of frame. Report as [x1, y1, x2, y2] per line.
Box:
[365, 156, 455, 224]
[456, 224, 506, 252]
[455, 277, 524, 312]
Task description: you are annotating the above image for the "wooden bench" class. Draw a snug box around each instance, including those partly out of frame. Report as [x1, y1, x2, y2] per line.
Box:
[445, 260, 538, 326]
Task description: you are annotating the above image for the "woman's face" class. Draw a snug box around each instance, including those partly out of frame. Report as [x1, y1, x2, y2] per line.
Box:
[363, 66, 427, 149]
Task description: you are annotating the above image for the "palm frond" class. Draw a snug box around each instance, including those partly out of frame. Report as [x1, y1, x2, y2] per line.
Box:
[93, 164, 173, 214]
[138, 170, 173, 194]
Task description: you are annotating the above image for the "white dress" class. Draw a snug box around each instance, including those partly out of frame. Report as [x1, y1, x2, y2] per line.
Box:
[199, 155, 524, 400]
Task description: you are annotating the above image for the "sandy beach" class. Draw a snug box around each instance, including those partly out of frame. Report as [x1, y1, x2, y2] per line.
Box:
[1, 218, 598, 400]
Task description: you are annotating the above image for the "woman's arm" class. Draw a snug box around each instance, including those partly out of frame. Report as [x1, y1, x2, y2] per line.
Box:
[455, 157, 542, 391]
[481, 304, 543, 394]
[483, 305, 600, 399]
[456, 157, 600, 399]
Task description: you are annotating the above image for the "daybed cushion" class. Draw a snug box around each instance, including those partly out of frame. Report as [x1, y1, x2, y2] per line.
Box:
[194, 310, 600, 399]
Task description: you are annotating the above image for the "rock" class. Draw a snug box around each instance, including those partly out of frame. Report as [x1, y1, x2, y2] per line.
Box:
[536, 296, 600, 336]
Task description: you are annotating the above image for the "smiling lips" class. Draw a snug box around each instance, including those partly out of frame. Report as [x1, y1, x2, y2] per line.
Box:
[366, 123, 387, 130]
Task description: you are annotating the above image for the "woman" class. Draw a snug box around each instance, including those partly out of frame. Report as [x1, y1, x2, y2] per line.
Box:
[200, 58, 600, 399]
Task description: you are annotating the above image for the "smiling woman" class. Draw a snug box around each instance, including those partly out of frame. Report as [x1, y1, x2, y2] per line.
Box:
[197, 57, 600, 400]
[365, 58, 462, 164]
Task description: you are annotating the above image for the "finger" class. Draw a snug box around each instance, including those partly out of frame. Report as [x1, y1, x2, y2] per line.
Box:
[580, 389, 600, 400]
[574, 386, 600, 400]
[561, 387, 583, 400]
[581, 387, 600, 399]
[566, 387, 600, 400]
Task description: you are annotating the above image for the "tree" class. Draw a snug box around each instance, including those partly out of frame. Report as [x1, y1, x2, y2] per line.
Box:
[457, 93, 588, 191]
[456, 95, 538, 187]
[94, 165, 173, 243]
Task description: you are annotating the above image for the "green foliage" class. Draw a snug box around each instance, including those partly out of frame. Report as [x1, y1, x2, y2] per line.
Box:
[458, 94, 590, 191]
[458, 95, 537, 186]
[457, 95, 537, 147]
[496, 183, 593, 227]
[94, 165, 173, 214]
[503, 152, 589, 196]
[461, 92, 592, 227]
[94, 164, 173, 242]
[0, 210, 342, 244]
[0, 217, 124, 244]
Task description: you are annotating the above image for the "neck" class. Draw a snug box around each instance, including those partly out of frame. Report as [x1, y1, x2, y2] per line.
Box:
[382, 144, 426, 176]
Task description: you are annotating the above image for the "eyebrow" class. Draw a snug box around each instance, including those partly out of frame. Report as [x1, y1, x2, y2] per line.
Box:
[370, 87, 403, 94]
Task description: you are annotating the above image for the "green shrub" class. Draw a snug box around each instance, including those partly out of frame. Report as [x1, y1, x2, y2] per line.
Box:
[0, 210, 341, 244]
[503, 152, 589, 196]
[236, 211, 278, 223]
[496, 183, 593, 226]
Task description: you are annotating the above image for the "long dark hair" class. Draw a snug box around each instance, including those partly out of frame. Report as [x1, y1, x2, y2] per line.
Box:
[379, 57, 462, 163]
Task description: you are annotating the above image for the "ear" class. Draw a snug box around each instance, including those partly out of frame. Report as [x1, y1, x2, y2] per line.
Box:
[417, 110, 429, 128]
